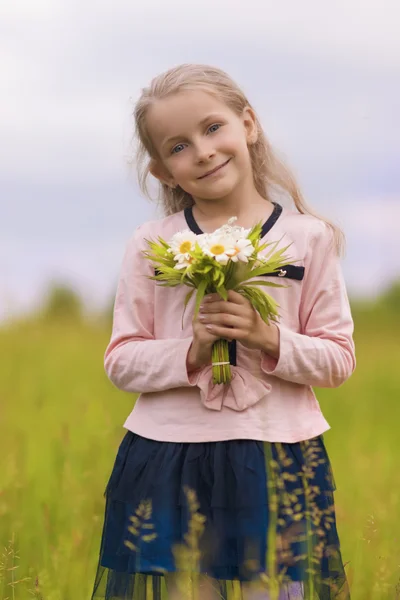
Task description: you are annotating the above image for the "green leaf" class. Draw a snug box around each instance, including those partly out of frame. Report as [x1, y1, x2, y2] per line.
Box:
[216, 285, 228, 301]
[259, 238, 281, 258]
[265, 242, 293, 261]
[181, 288, 195, 329]
[151, 281, 181, 287]
[247, 222, 263, 244]
[199, 264, 213, 274]
[240, 279, 289, 289]
[244, 259, 290, 279]
[236, 285, 281, 324]
[194, 279, 208, 319]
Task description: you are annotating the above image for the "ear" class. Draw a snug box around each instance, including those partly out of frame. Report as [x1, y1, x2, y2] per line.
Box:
[242, 106, 258, 145]
[149, 159, 176, 188]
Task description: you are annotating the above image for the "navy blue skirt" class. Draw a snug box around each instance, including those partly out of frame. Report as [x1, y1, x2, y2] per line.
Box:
[91, 432, 350, 599]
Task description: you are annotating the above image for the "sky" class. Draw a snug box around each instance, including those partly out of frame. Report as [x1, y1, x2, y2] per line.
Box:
[1, 0, 400, 322]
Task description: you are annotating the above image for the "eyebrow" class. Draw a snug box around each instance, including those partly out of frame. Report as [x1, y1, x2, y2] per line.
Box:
[162, 114, 224, 150]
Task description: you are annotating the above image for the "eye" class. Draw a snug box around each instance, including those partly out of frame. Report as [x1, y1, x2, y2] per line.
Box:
[208, 123, 221, 134]
[171, 143, 186, 155]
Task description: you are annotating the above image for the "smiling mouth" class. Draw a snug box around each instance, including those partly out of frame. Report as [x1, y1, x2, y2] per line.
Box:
[198, 158, 231, 179]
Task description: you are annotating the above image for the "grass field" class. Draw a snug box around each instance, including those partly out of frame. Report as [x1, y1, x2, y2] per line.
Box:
[0, 309, 399, 599]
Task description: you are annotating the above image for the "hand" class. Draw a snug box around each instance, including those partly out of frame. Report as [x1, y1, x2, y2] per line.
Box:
[187, 302, 222, 373]
[197, 290, 280, 357]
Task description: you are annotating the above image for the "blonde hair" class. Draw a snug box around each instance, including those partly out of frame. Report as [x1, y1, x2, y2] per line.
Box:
[133, 64, 345, 256]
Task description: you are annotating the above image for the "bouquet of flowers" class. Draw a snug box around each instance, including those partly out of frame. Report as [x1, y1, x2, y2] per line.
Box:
[142, 216, 292, 384]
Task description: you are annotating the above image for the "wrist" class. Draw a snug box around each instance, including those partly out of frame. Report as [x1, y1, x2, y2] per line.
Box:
[187, 340, 213, 372]
[258, 322, 280, 360]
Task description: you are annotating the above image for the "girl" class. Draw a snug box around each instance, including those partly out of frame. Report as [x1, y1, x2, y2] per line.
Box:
[91, 64, 356, 600]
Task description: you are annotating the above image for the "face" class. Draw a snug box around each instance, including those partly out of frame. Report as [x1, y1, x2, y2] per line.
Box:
[146, 89, 257, 201]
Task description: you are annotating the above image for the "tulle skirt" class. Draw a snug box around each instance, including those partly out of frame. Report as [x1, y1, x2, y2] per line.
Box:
[91, 432, 350, 599]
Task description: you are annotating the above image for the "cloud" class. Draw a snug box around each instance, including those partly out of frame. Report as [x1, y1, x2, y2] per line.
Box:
[1, 0, 399, 320]
[2, 0, 399, 187]
[3, 0, 400, 67]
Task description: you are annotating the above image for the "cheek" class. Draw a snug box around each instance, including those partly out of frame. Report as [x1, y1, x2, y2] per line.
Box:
[166, 156, 191, 178]
[222, 130, 249, 155]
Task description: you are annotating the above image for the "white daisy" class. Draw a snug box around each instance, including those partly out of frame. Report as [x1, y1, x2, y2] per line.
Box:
[225, 237, 254, 263]
[174, 257, 193, 270]
[201, 234, 237, 265]
[213, 217, 251, 241]
[168, 230, 197, 263]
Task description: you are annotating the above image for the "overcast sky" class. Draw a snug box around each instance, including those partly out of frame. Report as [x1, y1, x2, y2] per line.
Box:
[1, 0, 399, 322]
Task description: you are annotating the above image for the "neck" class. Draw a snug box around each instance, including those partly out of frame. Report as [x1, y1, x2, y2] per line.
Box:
[191, 179, 273, 230]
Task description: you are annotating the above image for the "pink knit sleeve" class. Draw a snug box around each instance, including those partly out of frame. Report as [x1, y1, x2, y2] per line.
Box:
[104, 226, 197, 394]
[260, 223, 356, 388]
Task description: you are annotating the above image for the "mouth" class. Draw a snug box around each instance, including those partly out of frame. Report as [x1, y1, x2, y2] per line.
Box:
[198, 158, 231, 179]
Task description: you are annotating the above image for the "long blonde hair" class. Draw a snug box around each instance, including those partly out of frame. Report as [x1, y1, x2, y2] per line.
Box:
[133, 64, 345, 256]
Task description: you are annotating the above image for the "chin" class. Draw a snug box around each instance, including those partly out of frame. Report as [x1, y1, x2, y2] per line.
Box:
[196, 191, 234, 203]
[195, 182, 237, 200]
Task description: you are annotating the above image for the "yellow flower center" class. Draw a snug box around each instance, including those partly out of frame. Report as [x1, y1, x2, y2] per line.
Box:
[209, 244, 226, 255]
[179, 241, 192, 253]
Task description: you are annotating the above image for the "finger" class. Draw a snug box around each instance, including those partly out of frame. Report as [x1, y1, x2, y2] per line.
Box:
[202, 313, 246, 328]
[203, 293, 221, 303]
[204, 323, 243, 341]
[226, 290, 249, 305]
[201, 300, 243, 315]
[204, 291, 244, 304]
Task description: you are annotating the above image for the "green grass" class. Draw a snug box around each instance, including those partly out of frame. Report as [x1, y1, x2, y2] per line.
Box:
[0, 312, 399, 599]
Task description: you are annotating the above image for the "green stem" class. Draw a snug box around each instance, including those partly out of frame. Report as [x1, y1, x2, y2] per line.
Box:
[146, 576, 153, 600]
[211, 339, 231, 383]
[264, 444, 280, 600]
[302, 474, 315, 599]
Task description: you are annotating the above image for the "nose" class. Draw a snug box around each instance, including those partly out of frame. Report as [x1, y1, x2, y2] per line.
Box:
[194, 140, 216, 163]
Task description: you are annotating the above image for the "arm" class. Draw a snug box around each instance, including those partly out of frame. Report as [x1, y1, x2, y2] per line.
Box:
[104, 225, 200, 394]
[260, 223, 356, 388]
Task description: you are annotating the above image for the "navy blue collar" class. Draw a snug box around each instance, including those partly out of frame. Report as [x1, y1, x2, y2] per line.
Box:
[184, 202, 283, 238]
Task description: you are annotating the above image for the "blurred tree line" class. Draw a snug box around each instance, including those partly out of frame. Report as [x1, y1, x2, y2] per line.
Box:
[30, 278, 400, 327]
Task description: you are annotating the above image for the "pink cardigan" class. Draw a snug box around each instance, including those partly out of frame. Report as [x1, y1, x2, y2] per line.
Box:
[104, 204, 356, 443]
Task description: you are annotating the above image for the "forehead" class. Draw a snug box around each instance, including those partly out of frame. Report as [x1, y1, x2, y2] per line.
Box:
[146, 89, 236, 149]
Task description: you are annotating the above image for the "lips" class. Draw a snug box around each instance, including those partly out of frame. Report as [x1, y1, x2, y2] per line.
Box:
[198, 158, 231, 179]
